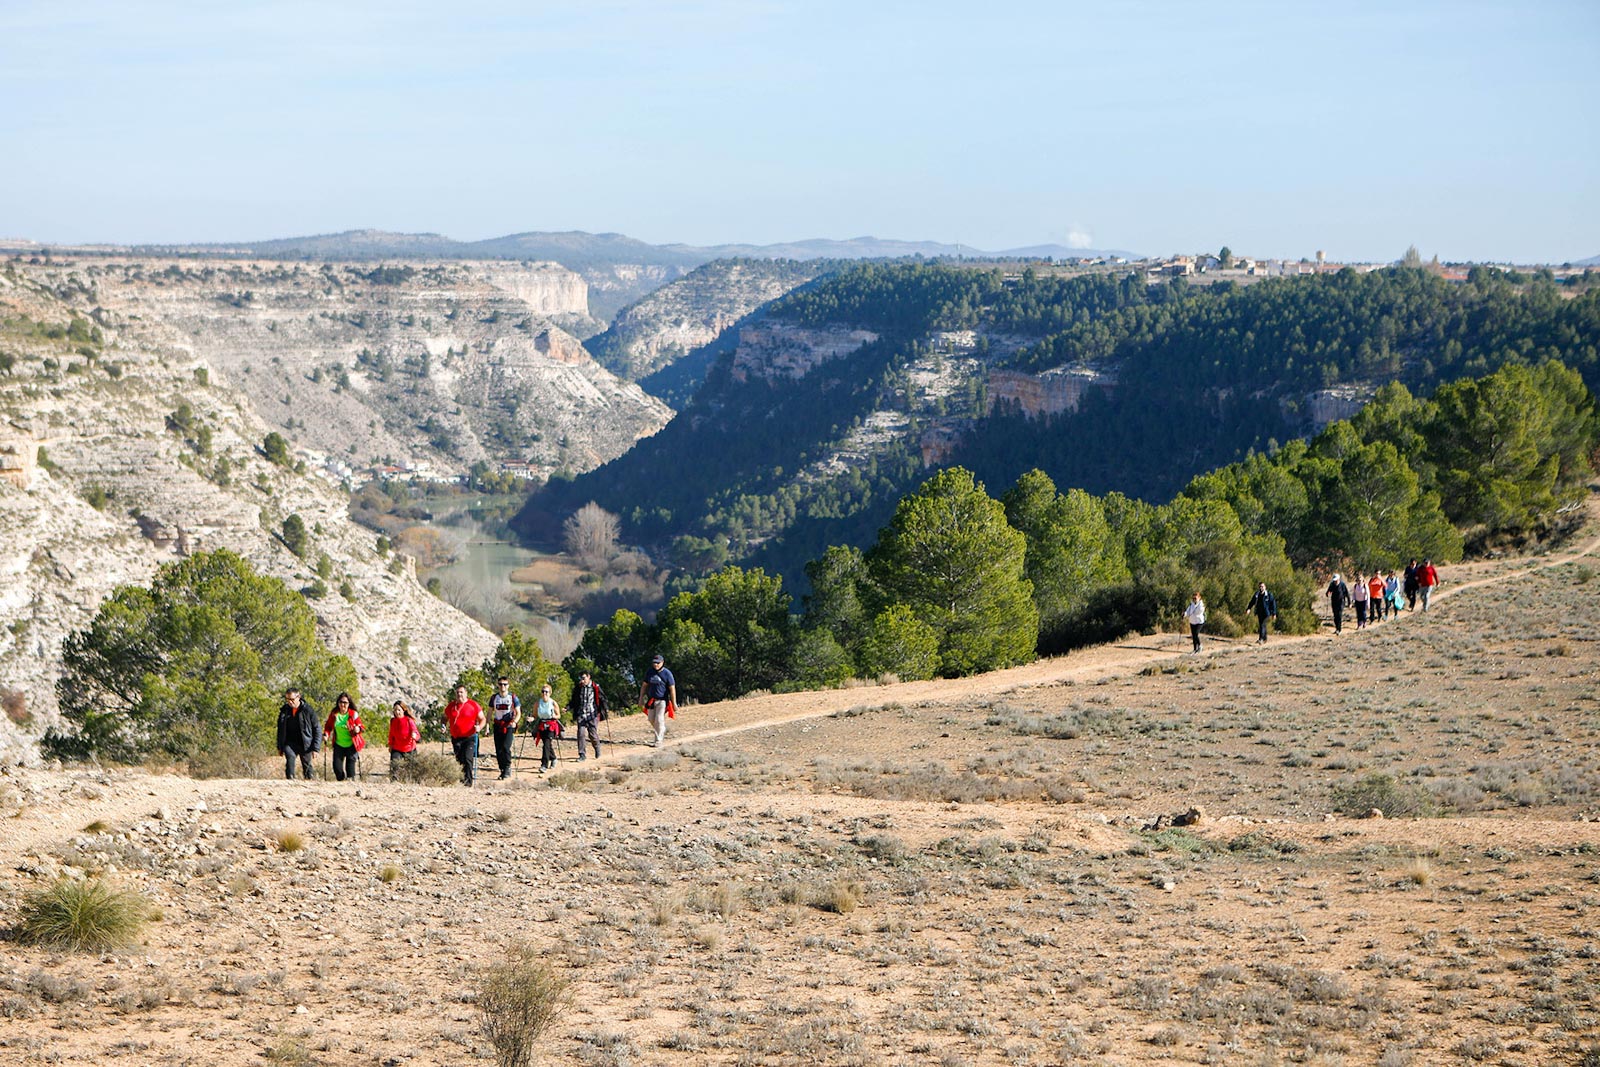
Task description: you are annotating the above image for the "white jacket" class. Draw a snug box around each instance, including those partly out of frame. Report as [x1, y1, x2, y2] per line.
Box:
[1183, 600, 1206, 625]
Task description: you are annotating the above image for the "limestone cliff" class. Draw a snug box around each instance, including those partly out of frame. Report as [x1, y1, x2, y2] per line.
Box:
[587, 259, 829, 381]
[16, 257, 671, 482]
[0, 270, 500, 764]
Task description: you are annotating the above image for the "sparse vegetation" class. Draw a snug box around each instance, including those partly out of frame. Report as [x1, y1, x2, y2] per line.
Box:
[476, 941, 572, 1067]
[17, 878, 150, 952]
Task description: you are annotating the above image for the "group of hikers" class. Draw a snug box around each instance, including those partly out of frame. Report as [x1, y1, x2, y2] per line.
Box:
[281, 558, 1447, 778]
[1322, 557, 1441, 636]
[1181, 558, 1442, 653]
[274, 654, 679, 785]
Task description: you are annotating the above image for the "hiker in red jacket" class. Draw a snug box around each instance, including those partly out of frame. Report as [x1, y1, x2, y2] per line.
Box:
[388, 700, 421, 781]
[443, 685, 485, 786]
[1418, 559, 1440, 611]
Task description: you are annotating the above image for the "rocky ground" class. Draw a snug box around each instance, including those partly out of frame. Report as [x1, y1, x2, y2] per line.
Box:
[0, 504, 1596, 1065]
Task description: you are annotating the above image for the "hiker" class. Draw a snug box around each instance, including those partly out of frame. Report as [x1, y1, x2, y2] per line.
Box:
[388, 700, 420, 781]
[1246, 582, 1277, 644]
[1419, 558, 1440, 610]
[276, 688, 320, 781]
[489, 676, 522, 780]
[444, 685, 486, 786]
[1385, 571, 1405, 616]
[534, 684, 561, 773]
[1183, 591, 1206, 652]
[1368, 572, 1387, 622]
[640, 653, 677, 747]
[1325, 573, 1351, 634]
[1403, 559, 1420, 611]
[1351, 572, 1370, 629]
[323, 692, 365, 781]
[567, 669, 608, 760]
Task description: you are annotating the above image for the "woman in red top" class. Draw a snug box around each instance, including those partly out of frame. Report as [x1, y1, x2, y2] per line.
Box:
[388, 700, 421, 781]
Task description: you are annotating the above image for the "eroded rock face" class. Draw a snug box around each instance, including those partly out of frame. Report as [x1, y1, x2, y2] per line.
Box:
[589, 260, 828, 380]
[730, 323, 879, 382]
[0, 272, 500, 764]
[16, 257, 671, 482]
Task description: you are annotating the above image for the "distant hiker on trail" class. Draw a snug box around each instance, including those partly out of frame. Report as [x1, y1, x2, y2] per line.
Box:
[567, 670, 608, 761]
[1183, 592, 1206, 652]
[444, 685, 486, 787]
[323, 692, 364, 781]
[1385, 571, 1405, 616]
[534, 684, 561, 773]
[489, 676, 522, 781]
[1325, 574, 1351, 634]
[640, 653, 677, 747]
[1403, 559, 1420, 611]
[1246, 582, 1277, 644]
[1351, 572, 1370, 629]
[276, 688, 320, 781]
[1418, 558, 1440, 610]
[1368, 572, 1387, 622]
[388, 700, 420, 781]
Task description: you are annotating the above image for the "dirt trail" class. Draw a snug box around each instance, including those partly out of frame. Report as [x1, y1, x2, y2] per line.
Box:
[641, 509, 1600, 751]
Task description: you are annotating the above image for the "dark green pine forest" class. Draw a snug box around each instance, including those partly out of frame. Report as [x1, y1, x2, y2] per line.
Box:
[520, 262, 1600, 595]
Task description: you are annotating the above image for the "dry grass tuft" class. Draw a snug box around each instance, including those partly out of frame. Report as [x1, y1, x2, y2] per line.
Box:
[18, 877, 150, 952]
[273, 829, 306, 853]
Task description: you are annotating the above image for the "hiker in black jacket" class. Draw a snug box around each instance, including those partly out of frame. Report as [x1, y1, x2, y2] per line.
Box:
[1325, 574, 1351, 635]
[276, 689, 321, 780]
[1246, 582, 1278, 644]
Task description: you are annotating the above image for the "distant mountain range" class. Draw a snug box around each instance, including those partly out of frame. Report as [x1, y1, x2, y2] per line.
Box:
[1575, 253, 1600, 267]
[96, 229, 1142, 269]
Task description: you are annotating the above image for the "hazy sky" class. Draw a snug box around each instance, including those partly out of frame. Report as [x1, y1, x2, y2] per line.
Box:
[2, 1, 1596, 262]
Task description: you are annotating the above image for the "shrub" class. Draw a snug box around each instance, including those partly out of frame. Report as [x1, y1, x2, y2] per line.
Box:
[17, 878, 150, 951]
[392, 750, 461, 786]
[477, 940, 572, 1067]
[274, 829, 306, 853]
[1330, 772, 1437, 818]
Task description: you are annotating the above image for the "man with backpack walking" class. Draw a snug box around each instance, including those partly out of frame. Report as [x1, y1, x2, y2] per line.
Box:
[1246, 582, 1278, 644]
[640, 653, 677, 747]
[488, 676, 522, 780]
[567, 670, 608, 760]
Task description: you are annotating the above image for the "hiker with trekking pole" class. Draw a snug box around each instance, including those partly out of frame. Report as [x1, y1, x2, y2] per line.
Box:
[567, 669, 608, 761]
[276, 688, 320, 781]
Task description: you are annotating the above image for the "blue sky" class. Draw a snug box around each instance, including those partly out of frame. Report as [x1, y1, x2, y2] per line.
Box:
[2, 1, 1596, 262]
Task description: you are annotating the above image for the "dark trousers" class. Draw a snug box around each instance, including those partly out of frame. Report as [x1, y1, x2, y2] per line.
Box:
[452, 734, 479, 785]
[493, 724, 515, 776]
[389, 749, 412, 781]
[1405, 585, 1417, 610]
[576, 722, 600, 758]
[1354, 600, 1368, 627]
[284, 750, 314, 780]
[540, 731, 557, 769]
[332, 744, 357, 781]
[1189, 623, 1203, 651]
[1256, 615, 1270, 642]
[1331, 606, 1344, 633]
